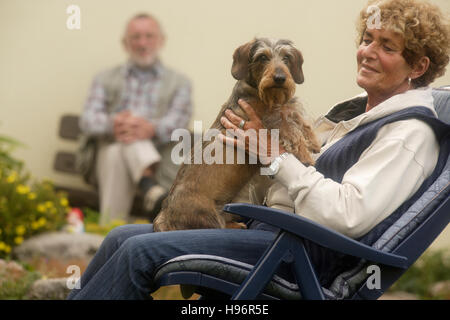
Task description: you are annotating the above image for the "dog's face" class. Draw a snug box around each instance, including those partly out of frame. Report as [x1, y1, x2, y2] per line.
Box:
[231, 38, 304, 107]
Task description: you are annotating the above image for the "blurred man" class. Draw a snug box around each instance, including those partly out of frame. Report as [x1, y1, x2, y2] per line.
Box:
[79, 13, 192, 226]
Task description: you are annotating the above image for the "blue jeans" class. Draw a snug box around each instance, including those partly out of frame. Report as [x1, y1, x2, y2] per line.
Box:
[67, 223, 279, 299]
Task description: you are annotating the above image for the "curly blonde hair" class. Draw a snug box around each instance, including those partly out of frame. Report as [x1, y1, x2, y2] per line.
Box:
[357, 0, 450, 87]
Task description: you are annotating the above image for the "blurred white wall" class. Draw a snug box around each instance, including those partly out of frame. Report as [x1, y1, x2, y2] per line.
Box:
[0, 0, 449, 248]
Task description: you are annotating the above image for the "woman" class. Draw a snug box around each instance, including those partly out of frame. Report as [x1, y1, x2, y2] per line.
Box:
[68, 0, 450, 299]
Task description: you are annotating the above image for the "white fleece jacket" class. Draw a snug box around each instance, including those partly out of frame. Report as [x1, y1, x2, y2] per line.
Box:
[265, 88, 440, 238]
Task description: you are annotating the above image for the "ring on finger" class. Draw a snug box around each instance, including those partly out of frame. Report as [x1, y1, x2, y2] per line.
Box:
[238, 119, 246, 129]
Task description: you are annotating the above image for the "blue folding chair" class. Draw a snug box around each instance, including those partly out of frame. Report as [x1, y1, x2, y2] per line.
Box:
[154, 87, 450, 300]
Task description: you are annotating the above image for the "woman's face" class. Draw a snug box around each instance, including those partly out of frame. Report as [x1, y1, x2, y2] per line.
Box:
[357, 28, 412, 101]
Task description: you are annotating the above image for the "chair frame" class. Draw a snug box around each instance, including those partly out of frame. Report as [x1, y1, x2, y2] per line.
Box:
[156, 197, 449, 300]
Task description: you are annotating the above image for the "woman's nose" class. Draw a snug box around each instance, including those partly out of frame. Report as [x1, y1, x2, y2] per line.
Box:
[361, 42, 378, 60]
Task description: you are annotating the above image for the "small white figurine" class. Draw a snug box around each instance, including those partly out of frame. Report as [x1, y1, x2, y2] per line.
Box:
[65, 208, 84, 234]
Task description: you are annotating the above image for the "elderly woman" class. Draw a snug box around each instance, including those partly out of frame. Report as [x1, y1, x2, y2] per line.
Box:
[223, 0, 450, 239]
[68, 0, 450, 299]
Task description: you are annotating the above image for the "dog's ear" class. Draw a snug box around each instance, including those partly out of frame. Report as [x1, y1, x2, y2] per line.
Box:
[290, 48, 305, 84]
[231, 41, 254, 80]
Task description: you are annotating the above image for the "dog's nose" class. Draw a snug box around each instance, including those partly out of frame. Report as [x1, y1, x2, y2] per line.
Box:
[273, 74, 286, 85]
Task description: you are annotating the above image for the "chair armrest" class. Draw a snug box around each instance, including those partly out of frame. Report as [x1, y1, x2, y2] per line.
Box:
[223, 203, 408, 269]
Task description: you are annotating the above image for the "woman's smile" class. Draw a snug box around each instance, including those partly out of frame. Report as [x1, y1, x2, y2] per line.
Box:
[359, 63, 380, 74]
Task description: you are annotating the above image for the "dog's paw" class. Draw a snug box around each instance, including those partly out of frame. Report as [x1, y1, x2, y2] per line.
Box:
[225, 222, 247, 229]
[309, 140, 321, 154]
[310, 144, 321, 154]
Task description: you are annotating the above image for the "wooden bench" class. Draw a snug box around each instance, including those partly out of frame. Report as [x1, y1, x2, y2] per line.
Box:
[54, 114, 146, 218]
[54, 114, 82, 174]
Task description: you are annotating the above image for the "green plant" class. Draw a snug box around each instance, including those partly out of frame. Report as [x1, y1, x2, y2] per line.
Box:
[82, 207, 149, 236]
[0, 133, 70, 258]
[0, 135, 24, 172]
[0, 267, 41, 300]
[82, 207, 122, 236]
[82, 207, 101, 224]
[390, 250, 450, 299]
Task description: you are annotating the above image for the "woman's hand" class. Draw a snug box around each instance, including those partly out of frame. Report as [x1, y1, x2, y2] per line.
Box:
[218, 99, 285, 165]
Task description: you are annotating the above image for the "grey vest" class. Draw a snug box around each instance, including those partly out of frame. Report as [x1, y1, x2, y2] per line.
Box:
[98, 62, 189, 125]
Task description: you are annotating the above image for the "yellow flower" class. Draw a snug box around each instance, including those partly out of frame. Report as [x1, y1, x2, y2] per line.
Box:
[16, 184, 30, 194]
[38, 217, 47, 227]
[15, 225, 26, 236]
[110, 219, 126, 228]
[133, 219, 150, 225]
[60, 198, 69, 207]
[45, 201, 54, 209]
[0, 242, 6, 251]
[30, 217, 47, 230]
[6, 172, 17, 183]
[28, 192, 37, 200]
[37, 203, 46, 213]
[14, 236, 24, 245]
[4, 245, 11, 253]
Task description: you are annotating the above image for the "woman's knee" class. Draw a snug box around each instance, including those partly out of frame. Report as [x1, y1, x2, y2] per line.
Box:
[104, 224, 133, 242]
[101, 224, 152, 255]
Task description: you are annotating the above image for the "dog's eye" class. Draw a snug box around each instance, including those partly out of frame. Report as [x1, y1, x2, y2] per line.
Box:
[282, 56, 290, 65]
[257, 55, 269, 62]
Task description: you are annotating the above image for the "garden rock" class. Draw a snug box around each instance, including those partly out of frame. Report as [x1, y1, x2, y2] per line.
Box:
[25, 277, 71, 300]
[429, 280, 450, 298]
[378, 291, 419, 300]
[13, 231, 104, 262]
[0, 259, 26, 286]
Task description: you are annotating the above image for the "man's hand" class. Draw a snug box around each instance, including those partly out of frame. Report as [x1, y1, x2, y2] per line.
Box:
[113, 111, 155, 143]
[127, 115, 156, 141]
[113, 110, 131, 141]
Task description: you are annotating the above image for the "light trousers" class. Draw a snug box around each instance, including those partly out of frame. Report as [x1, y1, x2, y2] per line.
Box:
[96, 140, 161, 226]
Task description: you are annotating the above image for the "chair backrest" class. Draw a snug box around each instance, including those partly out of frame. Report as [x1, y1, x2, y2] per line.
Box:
[433, 86, 450, 123]
[326, 87, 450, 300]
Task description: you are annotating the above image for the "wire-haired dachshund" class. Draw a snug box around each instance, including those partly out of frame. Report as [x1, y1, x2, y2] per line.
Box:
[153, 38, 320, 231]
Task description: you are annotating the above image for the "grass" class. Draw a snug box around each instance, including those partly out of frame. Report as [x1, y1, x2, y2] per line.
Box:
[0, 260, 41, 300]
[152, 286, 200, 300]
[0, 272, 41, 300]
[389, 250, 450, 299]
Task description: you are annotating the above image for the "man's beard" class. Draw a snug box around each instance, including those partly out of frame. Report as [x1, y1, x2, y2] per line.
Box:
[129, 52, 157, 68]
